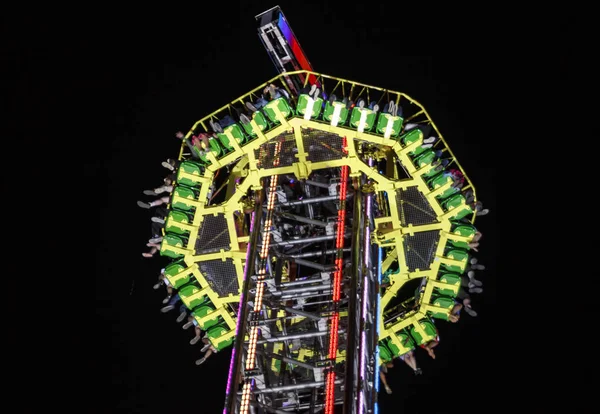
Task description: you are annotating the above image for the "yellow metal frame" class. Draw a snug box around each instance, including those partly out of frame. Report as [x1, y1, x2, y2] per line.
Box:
[162, 69, 479, 360]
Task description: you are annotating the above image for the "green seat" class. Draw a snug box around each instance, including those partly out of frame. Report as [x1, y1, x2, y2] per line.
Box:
[296, 94, 324, 119]
[192, 304, 221, 330]
[376, 113, 404, 138]
[195, 137, 224, 164]
[164, 260, 191, 289]
[172, 185, 197, 211]
[263, 97, 293, 125]
[161, 233, 186, 259]
[179, 282, 209, 310]
[429, 295, 455, 320]
[387, 332, 415, 357]
[165, 210, 192, 235]
[443, 248, 469, 273]
[413, 149, 436, 167]
[436, 272, 461, 297]
[428, 172, 458, 199]
[216, 123, 245, 151]
[177, 161, 204, 188]
[400, 128, 423, 146]
[242, 111, 269, 138]
[349, 107, 377, 132]
[422, 163, 444, 179]
[206, 323, 234, 351]
[409, 319, 437, 346]
[442, 194, 473, 220]
[448, 223, 477, 249]
[378, 342, 394, 364]
[323, 101, 349, 126]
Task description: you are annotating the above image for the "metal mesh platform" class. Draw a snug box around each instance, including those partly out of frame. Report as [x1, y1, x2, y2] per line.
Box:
[403, 230, 440, 271]
[199, 258, 239, 297]
[195, 214, 231, 254]
[254, 132, 297, 168]
[302, 129, 345, 163]
[397, 186, 438, 226]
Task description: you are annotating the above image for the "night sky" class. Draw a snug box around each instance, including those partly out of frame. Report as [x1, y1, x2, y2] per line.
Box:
[12, 1, 562, 412]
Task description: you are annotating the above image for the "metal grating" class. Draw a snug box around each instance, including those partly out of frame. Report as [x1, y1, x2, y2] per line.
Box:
[397, 186, 438, 226]
[302, 129, 346, 163]
[403, 230, 440, 271]
[199, 258, 239, 297]
[254, 132, 297, 168]
[195, 214, 231, 254]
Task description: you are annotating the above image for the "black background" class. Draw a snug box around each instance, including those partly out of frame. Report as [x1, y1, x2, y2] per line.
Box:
[5, 1, 576, 412]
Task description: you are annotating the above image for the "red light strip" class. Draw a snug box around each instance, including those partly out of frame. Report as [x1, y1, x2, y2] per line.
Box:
[325, 138, 349, 414]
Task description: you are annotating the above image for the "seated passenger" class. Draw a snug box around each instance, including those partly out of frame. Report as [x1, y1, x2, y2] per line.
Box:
[379, 362, 393, 394]
[209, 116, 237, 133]
[137, 195, 169, 210]
[143, 176, 174, 196]
[355, 98, 379, 113]
[462, 189, 490, 217]
[161, 158, 180, 172]
[264, 83, 289, 101]
[142, 241, 161, 258]
[398, 349, 422, 375]
[148, 207, 168, 244]
[245, 94, 270, 113]
[175, 131, 201, 160]
[160, 293, 189, 323]
[299, 84, 321, 100]
[382, 101, 402, 117]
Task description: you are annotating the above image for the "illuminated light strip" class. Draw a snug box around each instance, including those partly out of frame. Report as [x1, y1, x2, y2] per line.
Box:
[325, 139, 349, 414]
[223, 212, 256, 414]
[276, 14, 318, 86]
[374, 247, 382, 407]
[240, 141, 282, 414]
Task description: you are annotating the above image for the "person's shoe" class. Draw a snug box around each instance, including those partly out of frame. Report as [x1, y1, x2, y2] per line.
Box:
[137, 201, 151, 209]
[148, 237, 163, 244]
[414, 368, 422, 375]
[384, 385, 392, 394]
[470, 257, 478, 265]
[239, 113, 251, 124]
[470, 278, 483, 287]
[421, 143, 433, 149]
[200, 343, 211, 353]
[176, 311, 187, 323]
[142, 252, 153, 258]
[182, 321, 194, 330]
[161, 304, 174, 313]
[143, 190, 157, 196]
[467, 270, 476, 279]
[476, 208, 490, 216]
[151, 216, 165, 224]
[464, 306, 478, 317]
[195, 357, 206, 365]
[190, 336, 201, 345]
[404, 123, 418, 131]
[423, 136, 436, 144]
[472, 264, 486, 270]
[469, 287, 483, 294]
[162, 296, 172, 304]
[246, 102, 258, 113]
[153, 282, 162, 290]
[210, 120, 223, 133]
[387, 100, 395, 115]
[161, 161, 175, 171]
